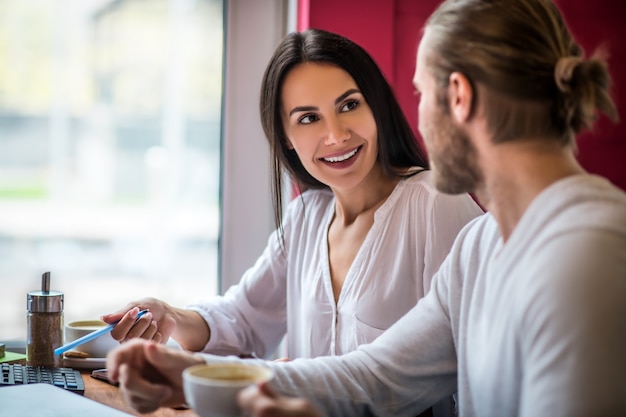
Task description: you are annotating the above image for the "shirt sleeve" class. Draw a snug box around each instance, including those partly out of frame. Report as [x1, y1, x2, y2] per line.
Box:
[185, 203, 297, 358]
[251, 254, 461, 417]
[194, 212, 485, 416]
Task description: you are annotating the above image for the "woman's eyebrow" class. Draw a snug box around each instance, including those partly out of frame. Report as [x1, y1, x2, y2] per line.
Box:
[287, 88, 361, 117]
[334, 88, 361, 105]
[288, 105, 317, 117]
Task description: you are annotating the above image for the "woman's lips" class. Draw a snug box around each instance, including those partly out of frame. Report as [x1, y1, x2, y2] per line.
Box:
[319, 145, 362, 168]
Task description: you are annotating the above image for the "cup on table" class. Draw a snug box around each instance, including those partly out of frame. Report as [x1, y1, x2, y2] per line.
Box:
[64, 320, 118, 358]
[183, 362, 274, 417]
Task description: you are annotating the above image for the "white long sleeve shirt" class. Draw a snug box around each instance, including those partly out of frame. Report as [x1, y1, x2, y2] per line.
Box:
[213, 174, 625, 417]
[188, 170, 483, 359]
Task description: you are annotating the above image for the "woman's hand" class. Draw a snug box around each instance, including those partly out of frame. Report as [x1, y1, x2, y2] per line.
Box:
[238, 381, 324, 417]
[106, 339, 205, 414]
[102, 298, 177, 344]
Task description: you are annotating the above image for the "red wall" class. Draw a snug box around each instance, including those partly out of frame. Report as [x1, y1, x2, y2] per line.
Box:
[555, 0, 626, 191]
[299, 0, 626, 191]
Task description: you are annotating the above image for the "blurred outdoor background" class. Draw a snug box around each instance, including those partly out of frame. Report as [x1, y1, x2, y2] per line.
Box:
[0, 0, 223, 339]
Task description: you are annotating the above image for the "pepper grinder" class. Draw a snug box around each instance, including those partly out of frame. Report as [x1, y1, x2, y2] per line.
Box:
[27, 271, 64, 367]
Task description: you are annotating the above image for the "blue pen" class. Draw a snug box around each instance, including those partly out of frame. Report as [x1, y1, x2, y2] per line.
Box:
[54, 309, 149, 356]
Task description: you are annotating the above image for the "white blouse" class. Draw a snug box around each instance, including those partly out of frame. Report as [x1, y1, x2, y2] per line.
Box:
[187, 170, 483, 359]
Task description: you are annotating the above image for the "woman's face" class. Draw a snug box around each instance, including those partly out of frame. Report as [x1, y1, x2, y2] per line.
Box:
[280, 62, 379, 191]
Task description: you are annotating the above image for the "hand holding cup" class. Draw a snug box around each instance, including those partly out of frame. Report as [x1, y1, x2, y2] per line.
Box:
[183, 362, 274, 417]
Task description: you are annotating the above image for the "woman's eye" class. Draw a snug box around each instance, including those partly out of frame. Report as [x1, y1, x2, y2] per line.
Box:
[340, 100, 359, 112]
[298, 114, 318, 124]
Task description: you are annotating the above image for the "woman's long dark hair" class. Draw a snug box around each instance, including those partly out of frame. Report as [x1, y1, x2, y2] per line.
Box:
[260, 28, 429, 231]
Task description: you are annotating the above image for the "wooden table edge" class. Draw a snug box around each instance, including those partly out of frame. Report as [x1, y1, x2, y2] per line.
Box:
[81, 370, 197, 417]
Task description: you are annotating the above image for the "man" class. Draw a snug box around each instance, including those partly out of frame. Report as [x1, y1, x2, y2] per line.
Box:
[106, 0, 626, 416]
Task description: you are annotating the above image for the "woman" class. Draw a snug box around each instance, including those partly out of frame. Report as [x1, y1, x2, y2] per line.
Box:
[105, 28, 481, 366]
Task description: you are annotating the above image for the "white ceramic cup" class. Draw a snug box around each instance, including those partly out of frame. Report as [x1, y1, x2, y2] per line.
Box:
[64, 320, 118, 358]
[183, 362, 274, 417]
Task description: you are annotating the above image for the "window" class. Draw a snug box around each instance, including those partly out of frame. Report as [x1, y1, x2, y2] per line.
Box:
[0, 0, 223, 339]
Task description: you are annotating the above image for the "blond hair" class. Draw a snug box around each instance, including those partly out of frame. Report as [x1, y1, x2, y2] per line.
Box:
[425, 0, 618, 145]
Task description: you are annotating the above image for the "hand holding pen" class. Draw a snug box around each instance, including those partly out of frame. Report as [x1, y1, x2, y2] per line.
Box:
[102, 301, 175, 344]
[101, 299, 210, 351]
[55, 309, 150, 356]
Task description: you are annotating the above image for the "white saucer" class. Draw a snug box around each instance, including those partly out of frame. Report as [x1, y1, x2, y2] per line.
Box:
[63, 356, 106, 370]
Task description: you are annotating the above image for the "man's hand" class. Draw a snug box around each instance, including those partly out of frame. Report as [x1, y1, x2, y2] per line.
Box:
[106, 339, 205, 413]
[238, 381, 324, 417]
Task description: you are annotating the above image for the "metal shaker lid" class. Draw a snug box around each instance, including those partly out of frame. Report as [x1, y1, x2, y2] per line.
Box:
[27, 272, 64, 313]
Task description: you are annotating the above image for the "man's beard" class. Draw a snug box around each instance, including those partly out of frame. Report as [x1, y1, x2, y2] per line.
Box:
[426, 109, 483, 195]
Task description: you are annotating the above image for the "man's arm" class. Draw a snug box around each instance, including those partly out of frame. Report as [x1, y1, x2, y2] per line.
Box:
[264, 260, 460, 417]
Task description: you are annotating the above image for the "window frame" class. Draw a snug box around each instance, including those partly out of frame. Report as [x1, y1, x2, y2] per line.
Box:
[219, 0, 292, 292]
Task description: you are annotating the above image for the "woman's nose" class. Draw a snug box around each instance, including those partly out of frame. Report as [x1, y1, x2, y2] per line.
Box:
[324, 116, 349, 145]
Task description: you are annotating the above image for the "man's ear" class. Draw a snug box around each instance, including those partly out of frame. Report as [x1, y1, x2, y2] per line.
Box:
[447, 72, 473, 123]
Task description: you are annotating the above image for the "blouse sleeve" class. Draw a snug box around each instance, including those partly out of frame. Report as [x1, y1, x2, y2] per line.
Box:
[185, 201, 302, 358]
[423, 191, 483, 294]
[199, 245, 465, 417]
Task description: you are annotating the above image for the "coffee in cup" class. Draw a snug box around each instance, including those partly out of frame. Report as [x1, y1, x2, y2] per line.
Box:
[183, 362, 274, 417]
[64, 320, 118, 358]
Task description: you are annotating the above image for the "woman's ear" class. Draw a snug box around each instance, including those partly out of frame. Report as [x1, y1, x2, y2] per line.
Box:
[447, 72, 473, 123]
[285, 138, 294, 150]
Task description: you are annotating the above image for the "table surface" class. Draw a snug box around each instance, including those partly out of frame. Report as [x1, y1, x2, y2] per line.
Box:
[82, 371, 198, 417]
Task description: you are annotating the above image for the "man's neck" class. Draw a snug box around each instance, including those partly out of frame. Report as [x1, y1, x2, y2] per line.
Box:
[477, 139, 585, 242]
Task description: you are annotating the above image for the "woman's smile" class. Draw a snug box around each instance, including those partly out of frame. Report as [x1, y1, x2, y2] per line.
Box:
[320, 145, 362, 168]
